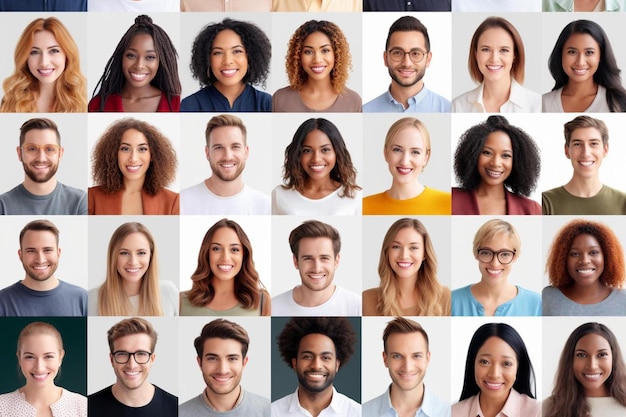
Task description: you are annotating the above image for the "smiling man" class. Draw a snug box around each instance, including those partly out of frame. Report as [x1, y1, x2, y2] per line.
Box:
[179, 319, 270, 417]
[0, 118, 86, 215]
[542, 116, 626, 214]
[89, 317, 177, 417]
[0, 219, 87, 316]
[363, 318, 450, 417]
[272, 317, 360, 417]
[181, 114, 270, 215]
[271, 220, 361, 316]
[363, 16, 450, 113]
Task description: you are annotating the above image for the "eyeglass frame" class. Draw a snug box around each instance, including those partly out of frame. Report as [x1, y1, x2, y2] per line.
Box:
[20, 143, 62, 156]
[386, 47, 429, 63]
[111, 350, 153, 364]
[476, 248, 517, 265]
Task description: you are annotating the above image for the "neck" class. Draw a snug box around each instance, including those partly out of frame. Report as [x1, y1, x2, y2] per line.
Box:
[478, 391, 509, 417]
[293, 284, 335, 307]
[214, 82, 246, 106]
[303, 77, 334, 93]
[563, 176, 603, 197]
[212, 278, 236, 294]
[482, 78, 512, 100]
[123, 178, 145, 193]
[474, 279, 514, 297]
[563, 80, 598, 95]
[22, 177, 57, 196]
[297, 385, 333, 417]
[20, 383, 62, 408]
[476, 182, 506, 198]
[387, 181, 423, 200]
[123, 280, 141, 297]
[121, 83, 160, 100]
[389, 382, 424, 412]
[205, 176, 245, 197]
[204, 385, 241, 412]
[112, 381, 155, 408]
[389, 80, 424, 108]
[22, 276, 59, 292]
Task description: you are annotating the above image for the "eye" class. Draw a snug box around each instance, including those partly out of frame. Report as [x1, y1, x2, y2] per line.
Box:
[481, 149, 492, 157]
[576, 352, 587, 358]
[411, 150, 421, 155]
[569, 251, 580, 257]
[502, 153, 512, 159]
[503, 360, 514, 367]
[391, 244, 400, 250]
[589, 250, 601, 256]
[119, 145, 130, 152]
[478, 249, 493, 257]
[125, 52, 136, 59]
[29, 49, 41, 56]
[119, 250, 129, 256]
[322, 355, 332, 361]
[50, 48, 62, 55]
[233, 48, 245, 55]
[322, 48, 331, 54]
[139, 146, 149, 152]
[303, 49, 313, 55]
[499, 48, 510, 54]
[145, 55, 157, 61]
[392, 147, 402, 153]
[410, 246, 420, 251]
[212, 50, 223, 56]
[206, 356, 217, 361]
[478, 359, 489, 365]
[138, 250, 147, 256]
[321, 147, 333, 153]
[211, 246, 222, 253]
[480, 47, 491, 53]
[301, 148, 312, 154]
[391, 353, 401, 359]
[585, 50, 595, 56]
[230, 247, 240, 253]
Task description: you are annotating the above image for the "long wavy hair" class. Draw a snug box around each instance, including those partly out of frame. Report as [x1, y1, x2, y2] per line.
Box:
[187, 219, 266, 312]
[1, 17, 87, 112]
[548, 19, 626, 112]
[282, 118, 361, 198]
[545, 322, 626, 417]
[98, 222, 163, 316]
[376, 218, 448, 316]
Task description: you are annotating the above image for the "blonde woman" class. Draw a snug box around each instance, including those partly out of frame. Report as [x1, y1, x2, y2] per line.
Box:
[88, 222, 178, 316]
[362, 218, 450, 316]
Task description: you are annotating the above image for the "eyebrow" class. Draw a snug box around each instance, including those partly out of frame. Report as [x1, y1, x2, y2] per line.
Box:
[120, 141, 149, 147]
[391, 240, 421, 245]
[31, 45, 61, 50]
[126, 47, 156, 53]
[300, 350, 334, 356]
[482, 145, 512, 152]
[211, 45, 244, 50]
[23, 351, 56, 355]
[303, 43, 331, 49]
[478, 353, 515, 360]
[119, 247, 149, 251]
[210, 242, 241, 247]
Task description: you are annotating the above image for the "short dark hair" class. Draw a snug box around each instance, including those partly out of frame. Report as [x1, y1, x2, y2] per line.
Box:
[385, 16, 430, 51]
[382, 317, 429, 352]
[289, 220, 341, 258]
[194, 319, 250, 358]
[277, 317, 356, 369]
[19, 219, 60, 247]
[107, 317, 158, 353]
[19, 118, 61, 146]
[563, 115, 609, 146]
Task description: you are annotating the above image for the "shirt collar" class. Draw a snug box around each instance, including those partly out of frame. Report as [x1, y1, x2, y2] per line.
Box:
[290, 386, 341, 415]
[470, 389, 521, 417]
[468, 79, 525, 111]
[382, 384, 439, 417]
[386, 84, 429, 108]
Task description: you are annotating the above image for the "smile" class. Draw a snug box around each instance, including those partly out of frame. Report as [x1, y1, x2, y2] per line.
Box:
[37, 68, 55, 76]
[219, 162, 237, 169]
[32, 373, 49, 381]
[125, 268, 142, 273]
[396, 167, 413, 175]
[486, 268, 503, 276]
[308, 273, 326, 280]
[308, 164, 326, 172]
[217, 264, 234, 272]
[124, 371, 141, 377]
[483, 381, 504, 390]
[396, 262, 413, 269]
[576, 268, 595, 275]
[129, 72, 149, 81]
[583, 373, 602, 381]
[485, 169, 503, 178]
[486, 65, 503, 71]
[126, 165, 142, 173]
[304, 372, 327, 380]
[572, 68, 589, 75]
[212, 375, 233, 383]
[578, 161, 594, 167]
[397, 69, 416, 77]
[220, 68, 238, 77]
[310, 66, 326, 74]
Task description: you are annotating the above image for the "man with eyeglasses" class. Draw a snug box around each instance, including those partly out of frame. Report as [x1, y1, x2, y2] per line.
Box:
[0, 118, 86, 215]
[89, 317, 177, 417]
[363, 16, 450, 113]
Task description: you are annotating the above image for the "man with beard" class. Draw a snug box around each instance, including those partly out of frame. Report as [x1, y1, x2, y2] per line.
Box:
[272, 317, 360, 417]
[362, 317, 450, 417]
[89, 317, 178, 417]
[0, 118, 86, 215]
[0, 219, 87, 316]
[271, 220, 361, 316]
[363, 16, 450, 113]
[180, 114, 270, 214]
[179, 319, 270, 417]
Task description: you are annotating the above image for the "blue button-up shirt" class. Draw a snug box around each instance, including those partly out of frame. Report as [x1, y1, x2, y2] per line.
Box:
[363, 385, 451, 417]
[363, 86, 450, 113]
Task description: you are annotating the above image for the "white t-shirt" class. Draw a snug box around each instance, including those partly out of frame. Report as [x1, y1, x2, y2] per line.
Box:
[180, 182, 270, 215]
[88, 0, 179, 11]
[272, 186, 362, 215]
[542, 85, 610, 112]
[271, 286, 361, 316]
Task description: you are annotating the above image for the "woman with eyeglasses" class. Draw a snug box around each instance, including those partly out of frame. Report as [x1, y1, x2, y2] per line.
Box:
[452, 16, 540, 113]
[543, 219, 626, 316]
[452, 219, 541, 316]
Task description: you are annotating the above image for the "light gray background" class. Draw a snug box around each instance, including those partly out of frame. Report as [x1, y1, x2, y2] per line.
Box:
[450, 13, 542, 100]
[270, 215, 362, 296]
[0, 113, 89, 194]
[362, 12, 452, 104]
[0, 215, 88, 290]
[452, 0, 542, 12]
[87, 113, 180, 192]
[179, 215, 272, 294]
[270, 12, 363, 96]
[362, 215, 452, 291]
[87, 316, 178, 396]
[450, 316, 542, 404]
[178, 112, 273, 195]
[177, 316, 271, 403]
[361, 316, 451, 403]
[362, 113, 452, 197]
[87, 215, 180, 299]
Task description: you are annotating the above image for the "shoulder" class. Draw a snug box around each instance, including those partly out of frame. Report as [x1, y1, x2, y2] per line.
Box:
[517, 393, 541, 415]
[505, 191, 542, 215]
[243, 390, 271, 407]
[542, 88, 562, 112]
[517, 286, 542, 302]
[452, 86, 481, 111]
[88, 385, 113, 401]
[58, 280, 88, 296]
[452, 395, 476, 415]
[180, 88, 209, 110]
[153, 385, 178, 403]
[0, 390, 21, 404]
[361, 287, 381, 315]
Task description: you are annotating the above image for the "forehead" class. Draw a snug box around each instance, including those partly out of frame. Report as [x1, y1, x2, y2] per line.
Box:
[569, 127, 603, 141]
[478, 232, 514, 249]
[484, 130, 512, 149]
[21, 229, 57, 247]
[127, 32, 155, 50]
[120, 128, 148, 145]
[392, 227, 423, 243]
[477, 27, 514, 45]
[119, 232, 150, 249]
[477, 336, 516, 358]
[212, 227, 241, 244]
[24, 128, 59, 144]
[386, 331, 428, 351]
[303, 129, 331, 147]
[297, 237, 334, 255]
[19, 333, 60, 352]
[303, 31, 332, 46]
[213, 29, 243, 47]
[388, 30, 427, 50]
[298, 333, 336, 354]
[32, 30, 59, 46]
[575, 333, 611, 350]
[564, 33, 600, 49]
[112, 333, 152, 351]
[209, 125, 245, 146]
[570, 233, 601, 248]
[202, 337, 243, 355]
[390, 126, 427, 148]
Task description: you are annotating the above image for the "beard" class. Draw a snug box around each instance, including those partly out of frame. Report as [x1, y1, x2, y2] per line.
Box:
[23, 160, 58, 183]
[209, 159, 245, 182]
[297, 369, 335, 394]
[388, 65, 426, 88]
[23, 263, 57, 282]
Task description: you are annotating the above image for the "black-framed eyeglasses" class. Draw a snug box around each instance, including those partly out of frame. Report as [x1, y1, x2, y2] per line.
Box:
[112, 350, 152, 364]
[476, 248, 516, 265]
[387, 48, 428, 63]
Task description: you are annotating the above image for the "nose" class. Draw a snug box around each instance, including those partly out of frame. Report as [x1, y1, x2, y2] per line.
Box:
[400, 247, 410, 259]
[487, 363, 502, 378]
[34, 357, 46, 371]
[578, 253, 591, 264]
[489, 254, 502, 266]
[218, 358, 229, 373]
[35, 250, 47, 263]
[311, 356, 322, 369]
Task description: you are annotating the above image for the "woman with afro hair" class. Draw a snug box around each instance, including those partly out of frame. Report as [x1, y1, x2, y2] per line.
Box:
[543, 219, 626, 315]
[273, 20, 361, 112]
[180, 18, 272, 112]
[452, 115, 541, 215]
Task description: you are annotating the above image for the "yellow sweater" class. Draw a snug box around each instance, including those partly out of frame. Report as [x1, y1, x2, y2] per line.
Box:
[362, 187, 451, 215]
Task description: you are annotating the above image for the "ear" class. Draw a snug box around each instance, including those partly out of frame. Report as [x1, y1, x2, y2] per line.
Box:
[244, 145, 250, 160]
[334, 253, 340, 268]
[382, 351, 389, 368]
[57, 247, 61, 258]
[383, 50, 389, 68]
[335, 359, 340, 372]
[424, 149, 431, 167]
[293, 254, 299, 270]
[242, 355, 249, 368]
[425, 351, 431, 365]
[58, 147, 64, 160]
[603, 142, 609, 157]
[205, 145, 210, 161]
[18, 248, 22, 261]
[564, 144, 571, 159]
[16, 146, 23, 162]
[425, 51, 432, 68]
[196, 356, 202, 368]
[59, 349, 65, 365]
[109, 352, 114, 366]
[291, 357, 297, 369]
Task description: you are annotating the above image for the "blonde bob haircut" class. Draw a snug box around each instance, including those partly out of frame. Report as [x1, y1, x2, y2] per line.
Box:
[98, 222, 163, 316]
[468, 16, 525, 84]
[472, 219, 521, 258]
[384, 116, 431, 160]
[1, 17, 87, 112]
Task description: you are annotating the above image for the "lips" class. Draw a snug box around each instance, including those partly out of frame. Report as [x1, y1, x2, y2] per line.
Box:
[307, 273, 326, 281]
[396, 167, 413, 175]
[32, 373, 49, 381]
[37, 68, 54, 76]
[486, 268, 503, 276]
[582, 372, 602, 381]
[396, 262, 413, 269]
[485, 169, 504, 178]
[308, 164, 326, 173]
[397, 68, 416, 78]
[486, 65, 503, 71]
[483, 381, 505, 390]
[217, 264, 234, 272]
[310, 66, 326, 74]
[129, 72, 148, 82]
[125, 268, 142, 274]
[220, 68, 238, 77]
[304, 371, 327, 381]
[575, 268, 595, 275]
[572, 68, 589, 75]
[124, 370, 141, 378]
[125, 165, 142, 173]
[212, 375, 233, 383]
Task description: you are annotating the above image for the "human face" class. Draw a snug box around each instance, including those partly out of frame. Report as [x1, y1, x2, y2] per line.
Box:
[292, 333, 339, 394]
[116, 232, 151, 293]
[17, 128, 63, 184]
[567, 234, 604, 289]
[384, 126, 429, 186]
[476, 234, 517, 286]
[300, 129, 336, 183]
[18, 334, 64, 388]
[475, 28, 515, 83]
[385, 31, 431, 89]
[27, 30, 66, 86]
[474, 337, 518, 403]
[383, 332, 430, 393]
[562, 33, 600, 84]
[477, 131, 513, 188]
[210, 29, 248, 88]
[18, 230, 60, 283]
[206, 126, 248, 182]
[209, 227, 243, 282]
[293, 237, 339, 293]
[573, 333, 612, 397]
[387, 227, 424, 280]
[565, 127, 607, 180]
[122, 33, 159, 90]
[110, 333, 155, 392]
[197, 338, 248, 397]
[300, 31, 335, 82]
[117, 129, 151, 183]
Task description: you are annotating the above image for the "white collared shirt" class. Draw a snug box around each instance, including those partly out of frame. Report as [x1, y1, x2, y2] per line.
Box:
[452, 79, 541, 113]
[271, 387, 361, 417]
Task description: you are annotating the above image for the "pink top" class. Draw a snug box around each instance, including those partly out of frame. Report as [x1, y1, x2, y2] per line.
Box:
[452, 389, 540, 417]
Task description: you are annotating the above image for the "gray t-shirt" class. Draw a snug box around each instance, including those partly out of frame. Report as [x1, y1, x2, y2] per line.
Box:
[542, 286, 626, 316]
[179, 390, 270, 417]
[0, 182, 87, 215]
[0, 281, 87, 316]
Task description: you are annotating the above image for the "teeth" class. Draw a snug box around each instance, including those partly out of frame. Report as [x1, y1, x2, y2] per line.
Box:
[573, 68, 588, 75]
[584, 373, 601, 380]
[310, 66, 326, 74]
[308, 274, 325, 280]
[486, 65, 503, 70]
[217, 265, 233, 272]
[33, 265, 49, 270]
[397, 167, 413, 175]
[484, 381, 503, 389]
[126, 268, 141, 273]
[487, 269, 502, 275]
[397, 262, 413, 268]
[220, 163, 236, 168]
[38, 69, 54, 75]
[126, 165, 141, 173]
[486, 169, 502, 177]
[305, 373, 326, 380]
[125, 371, 140, 376]
[579, 161, 594, 166]
[577, 268, 594, 274]
[130, 73, 148, 81]
[32, 373, 48, 380]
[309, 165, 325, 172]
[213, 376, 232, 382]
[221, 69, 237, 76]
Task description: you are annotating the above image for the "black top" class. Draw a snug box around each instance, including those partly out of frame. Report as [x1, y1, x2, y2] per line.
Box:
[0, 0, 86, 10]
[364, 0, 451, 11]
[88, 385, 178, 417]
